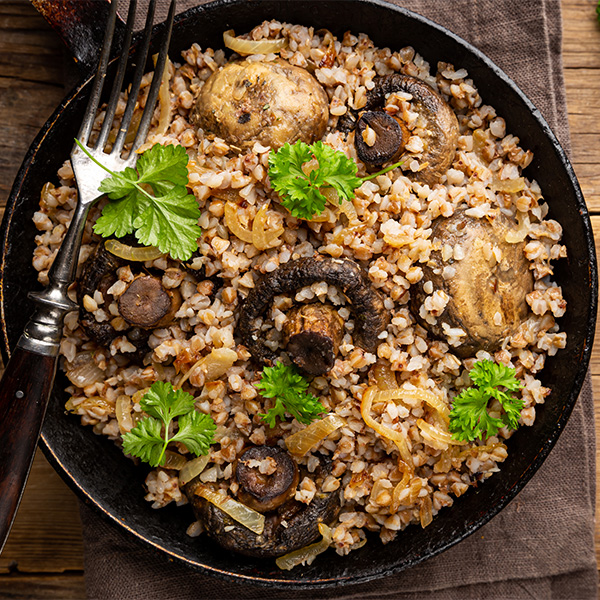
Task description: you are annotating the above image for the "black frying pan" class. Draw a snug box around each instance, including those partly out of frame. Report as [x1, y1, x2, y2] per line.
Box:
[0, 0, 596, 588]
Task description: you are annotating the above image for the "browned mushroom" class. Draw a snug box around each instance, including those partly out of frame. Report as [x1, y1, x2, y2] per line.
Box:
[355, 110, 408, 166]
[77, 243, 124, 348]
[235, 446, 299, 513]
[236, 256, 388, 367]
[283, 303, 344, 375]
[191, 59, 329, 150]
[184, 457, 340, 558]
[361, 74, 459, 184]
[411, 210, 534, 357]
[77, 243, 183, 361]
[118, 275, 181, 328]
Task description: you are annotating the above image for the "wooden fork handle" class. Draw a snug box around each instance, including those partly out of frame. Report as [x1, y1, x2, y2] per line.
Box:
[0, 345, 58, 553]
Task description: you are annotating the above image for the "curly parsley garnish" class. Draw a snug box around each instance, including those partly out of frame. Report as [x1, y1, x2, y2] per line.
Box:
[268, 140, 403, 220]
[122, 381, 216, 467]
[449, 360, 523, 442]
[75, 140, 202, 260]
[256, 362, 325, 427]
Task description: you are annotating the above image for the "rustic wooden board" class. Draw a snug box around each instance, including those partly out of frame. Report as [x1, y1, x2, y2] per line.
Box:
[0, 0, 599, 597]
[0, 450, 84, 575]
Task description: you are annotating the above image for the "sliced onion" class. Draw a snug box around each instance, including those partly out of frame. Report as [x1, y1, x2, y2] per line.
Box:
[176, 348, 238, 389]
[115, 394, 134, 433]
[252, 204, 284, 250]
[416, 419, 465, 450]
[505, 211, 530, 244]
[393, 476, 422, 510]
[285, 414, 346, 457]
[321, 186, 362, 229]
[457, 441, 507, 460]
[178, 455, 210, 486]
[224, 29, 288, 56]
[196, 485, 265, 534]
[40, 182, 55, 203]
[309, 206, 337, 223]
[491, 176, 526, 194]
[373, 387, 449, 419]
[105, 239, 164, 261]
[275, 523, 332, 570]
[361, 387, 413, 468]
[65, 395, 112, 414]
[433, 447, 457, 474]
[153, 53, 172, 136]
[372, 362, 399, 391]
[391, 460, 412, 511]
[419, 495, 433, 528]
[132, 387, 151, 405]
[224, 201, 253, 243]
[162, 450, 187, 471]
[66, 351, 105, 387]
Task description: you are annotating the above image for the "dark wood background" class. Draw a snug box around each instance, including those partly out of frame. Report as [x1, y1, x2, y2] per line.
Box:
[0, 0, 598, 597]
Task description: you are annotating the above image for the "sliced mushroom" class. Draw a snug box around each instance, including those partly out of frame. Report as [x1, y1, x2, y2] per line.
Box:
[118, 275, 181, 328]
[77, 243, 125, 348]
[236, 256, 388, 366]
[362, 74, 459, 184]
[410, 210, 533, 357]
[235, 446, 299, 513]
[185, 458, 340, 558]
[191, 59, 329, 150]
[355, 111, 408, 166]
[283, 303, 344, 375]
[77, 243, 182, 361]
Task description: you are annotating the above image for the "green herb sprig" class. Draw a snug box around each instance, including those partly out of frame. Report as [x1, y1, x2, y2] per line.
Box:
[122, 381, 216, 467]
[256, 362, 325, 427]
[268, 140, 403, 220]
[449, 359, 523, 442]
[76, 140, 202, 260]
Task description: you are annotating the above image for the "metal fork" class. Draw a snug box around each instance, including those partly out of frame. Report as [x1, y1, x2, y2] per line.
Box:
[0, 0, 175, 553]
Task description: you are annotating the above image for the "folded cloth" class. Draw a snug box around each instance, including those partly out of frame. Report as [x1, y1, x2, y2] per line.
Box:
[81, 0, 598, 598]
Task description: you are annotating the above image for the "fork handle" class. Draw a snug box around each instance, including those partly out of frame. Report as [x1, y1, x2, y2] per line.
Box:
[0, 196, 85, 552]
[0, 343, 58, 553]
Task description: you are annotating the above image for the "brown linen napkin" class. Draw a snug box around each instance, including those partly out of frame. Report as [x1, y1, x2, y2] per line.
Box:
[80, 0, 598, 598]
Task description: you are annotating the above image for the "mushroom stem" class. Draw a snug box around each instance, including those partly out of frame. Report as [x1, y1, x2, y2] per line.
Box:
[236, 446, 299, 513]
[118, 275, 182, 328]
[283, 304, 343, 375]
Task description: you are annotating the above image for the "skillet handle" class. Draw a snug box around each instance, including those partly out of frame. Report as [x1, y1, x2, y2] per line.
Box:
[0, 344, 58, 553]
[31, 0, 126, 76]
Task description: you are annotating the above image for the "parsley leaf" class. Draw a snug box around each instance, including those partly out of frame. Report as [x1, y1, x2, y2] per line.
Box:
[256, 362, 325, 427]
[268, 140, 402, 220]
[122, 381, 216, 467]
[449, 360, 523, 442]
[76, 140, 202, 261]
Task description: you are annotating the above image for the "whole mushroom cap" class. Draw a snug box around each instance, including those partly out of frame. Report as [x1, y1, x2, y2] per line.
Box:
[191, 59, 329, 150]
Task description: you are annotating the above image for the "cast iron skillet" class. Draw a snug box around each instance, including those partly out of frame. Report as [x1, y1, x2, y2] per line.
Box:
[0, 0, 596, 588]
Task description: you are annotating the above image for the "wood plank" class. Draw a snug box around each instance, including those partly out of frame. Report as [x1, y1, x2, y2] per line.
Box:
[562, 1, 600, 69]
[0, 78, 66, 205]
[0, 574, 85, 599]
[0, 450, 84, 574]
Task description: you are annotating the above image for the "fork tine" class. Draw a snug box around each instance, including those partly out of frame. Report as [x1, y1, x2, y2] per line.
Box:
[112, 0, 157, 155]
[130, 0, 176, 154]
[95, 0, 138, 151]
[77, 0, 119, 145]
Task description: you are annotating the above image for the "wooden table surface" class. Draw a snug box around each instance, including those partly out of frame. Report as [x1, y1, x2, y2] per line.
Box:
[1, 0, 599, 597]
